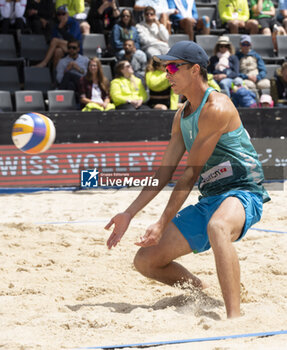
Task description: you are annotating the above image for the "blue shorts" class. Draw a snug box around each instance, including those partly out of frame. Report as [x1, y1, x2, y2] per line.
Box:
[172, 190, 263, 254]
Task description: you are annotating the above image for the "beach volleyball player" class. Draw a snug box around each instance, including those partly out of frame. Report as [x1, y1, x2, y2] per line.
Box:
[105, 41, 270, 318]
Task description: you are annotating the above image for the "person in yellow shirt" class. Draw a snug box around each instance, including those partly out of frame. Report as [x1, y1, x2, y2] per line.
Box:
[218, 0, 258, 34]
[110, 60, 150, 110]
[145, 60, 179, 110]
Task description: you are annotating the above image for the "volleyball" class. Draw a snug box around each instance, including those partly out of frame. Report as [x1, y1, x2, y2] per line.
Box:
[11, 112, 56, 154]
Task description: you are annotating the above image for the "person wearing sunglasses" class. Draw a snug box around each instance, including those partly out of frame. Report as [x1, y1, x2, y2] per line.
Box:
[55, 0, 90, 34]
[236, 34, 270, 92]
[110, 60, 150, 109]
[145, 59, 179, 110]
[55, 39, 89, 92]
[106, 40, 269, 319]
[35, 5, 82, 68]
[136, 6, 170, 59]
[111, 8, 142, 59]
[207, 36, 239, 98]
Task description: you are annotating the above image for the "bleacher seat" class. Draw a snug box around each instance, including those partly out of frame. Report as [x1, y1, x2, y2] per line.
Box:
[102, 64, 113, 81]
[82, 34, 116, 63]
[24, 67, 53, 92]
[168, 34, 189, 47]
[0, 91, 13, 112]
[250, 34, 284, 63]
[195, 35, 218, 57]
[47, 90, 77, 111]
[276, 36, 287, 58]
[265, 64, 280, 80]
[0, 34, 17, 58]
[0, 66, 21, 92]
[15, 90, 45, 112]
[83, 34, 106, 58]
[20, 34, 48, 65]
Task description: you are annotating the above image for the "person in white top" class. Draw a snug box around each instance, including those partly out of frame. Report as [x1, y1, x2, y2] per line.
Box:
[0, 0, 27, 33]
[134, 0, 177, 33]
[136, 6, 170, 59]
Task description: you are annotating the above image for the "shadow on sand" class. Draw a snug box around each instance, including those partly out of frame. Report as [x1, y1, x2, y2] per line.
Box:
[66, 290, 223, 321]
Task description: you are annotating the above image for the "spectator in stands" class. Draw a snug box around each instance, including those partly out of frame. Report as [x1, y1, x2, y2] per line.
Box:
[208, 36, 240, 98]
[110, 60, 150, 110]
[270, 61, 287, 106]
[277, 0, 287, 31]
[236, 35, 270, 91]
[111, 8, 141, 59]
[56, 39, 89, 92]
[87, 0, 120, 34]
[207, 74, 221, 91]
[25, 0, 53, 40]
[231, 77, 258, 107]
[218, 0, 258, 34]
[145, 59, 179, 110]
[133, 0, 178, 33]
[167, 0, 210, 41]
[119, 39, 147, 82]
[136, 6, 169, 59]
[249, 0, 286, 50]
[0, 0, 27, 34]
[35, 5, 82, 68]
[78, 57, 115, 111]
[56, 0, 90, 34]
[259, 93, 274, 107]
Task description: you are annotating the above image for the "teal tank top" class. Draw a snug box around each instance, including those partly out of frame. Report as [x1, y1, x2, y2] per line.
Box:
[180, 87, 270, 202]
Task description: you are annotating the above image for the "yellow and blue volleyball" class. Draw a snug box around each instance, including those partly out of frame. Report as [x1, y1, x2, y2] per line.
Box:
[11, 112, 56, 154]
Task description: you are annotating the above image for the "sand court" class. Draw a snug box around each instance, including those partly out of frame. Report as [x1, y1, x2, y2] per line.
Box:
[0, 186, 286, 349]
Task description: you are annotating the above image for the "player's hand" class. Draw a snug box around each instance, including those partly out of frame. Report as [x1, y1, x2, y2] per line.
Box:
[135, 221, 163, 247]
[105, 212, 132, 249]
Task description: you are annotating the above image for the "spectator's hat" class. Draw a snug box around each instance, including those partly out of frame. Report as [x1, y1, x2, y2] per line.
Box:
[56, 5, 68, 14]
[260, 94, 273, 105]
[233, 77, 244, 86]
[153, 41, 209, 68]
[240, 34, 252, 44]
[216, 36, 230, 45]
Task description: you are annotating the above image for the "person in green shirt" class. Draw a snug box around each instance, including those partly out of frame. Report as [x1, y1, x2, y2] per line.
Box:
[249, 0, 286, 50]
[249, 0, 286, 35]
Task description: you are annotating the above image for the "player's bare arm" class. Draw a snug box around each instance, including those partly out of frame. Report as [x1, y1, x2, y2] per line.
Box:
[136, 94, 236, 247]
[106, 107, 186, 249]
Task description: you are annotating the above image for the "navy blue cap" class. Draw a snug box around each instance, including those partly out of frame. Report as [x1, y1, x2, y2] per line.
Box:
[153, 41, 209, 68]
[56, 5, 68, 13]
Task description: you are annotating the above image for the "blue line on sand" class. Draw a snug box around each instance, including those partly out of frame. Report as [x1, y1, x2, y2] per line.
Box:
[73, 330, 287, 349]
[35, 219, 287, 234]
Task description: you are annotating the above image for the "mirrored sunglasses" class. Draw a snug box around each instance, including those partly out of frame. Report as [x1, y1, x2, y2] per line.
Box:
[165, 62, 189, 75]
